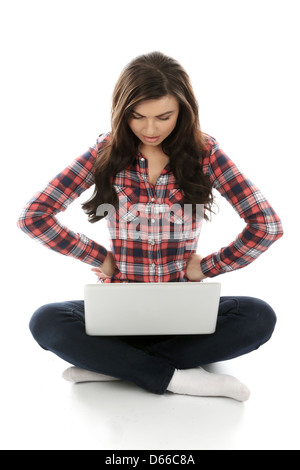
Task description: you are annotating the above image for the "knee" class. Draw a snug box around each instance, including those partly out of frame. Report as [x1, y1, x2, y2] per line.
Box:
[240, 297, 277, 343]
[29, 303, 59, 348]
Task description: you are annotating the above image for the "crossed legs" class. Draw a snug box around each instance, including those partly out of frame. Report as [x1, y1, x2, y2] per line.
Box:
[29, 297, 276, 401]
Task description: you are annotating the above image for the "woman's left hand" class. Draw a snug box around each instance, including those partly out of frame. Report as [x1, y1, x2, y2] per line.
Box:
[185, 253, 207, 282]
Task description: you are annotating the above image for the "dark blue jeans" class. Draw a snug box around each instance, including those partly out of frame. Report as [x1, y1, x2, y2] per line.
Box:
[29, 296, 276, 394]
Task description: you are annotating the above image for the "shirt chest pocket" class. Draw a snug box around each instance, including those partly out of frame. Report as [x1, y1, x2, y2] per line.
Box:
[166, 189, 203, 240]
[113, 185, 142, 222]
[167, 188, 187, 225]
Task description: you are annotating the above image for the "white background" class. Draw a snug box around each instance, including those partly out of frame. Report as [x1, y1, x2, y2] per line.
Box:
[1, 0, 299, 450]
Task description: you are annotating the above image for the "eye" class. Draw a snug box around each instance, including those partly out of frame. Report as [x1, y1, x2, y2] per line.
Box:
[131, 114, 143, 120]
[159, 117, 170, 121]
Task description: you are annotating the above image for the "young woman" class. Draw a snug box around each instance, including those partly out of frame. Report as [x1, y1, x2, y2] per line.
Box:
[17, 51, 283, 402]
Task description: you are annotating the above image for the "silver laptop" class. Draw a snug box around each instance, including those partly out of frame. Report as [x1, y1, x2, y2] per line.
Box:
[84, 282, 221, 336]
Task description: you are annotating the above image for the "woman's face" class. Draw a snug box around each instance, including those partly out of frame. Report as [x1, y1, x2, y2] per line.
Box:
[128, 95, 180, 148]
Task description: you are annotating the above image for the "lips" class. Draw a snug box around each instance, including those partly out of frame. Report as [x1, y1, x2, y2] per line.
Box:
[143, 135, 160, 142]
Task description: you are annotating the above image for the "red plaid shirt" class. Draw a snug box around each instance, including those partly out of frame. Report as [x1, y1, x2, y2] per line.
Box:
[17, 133, 283, 282]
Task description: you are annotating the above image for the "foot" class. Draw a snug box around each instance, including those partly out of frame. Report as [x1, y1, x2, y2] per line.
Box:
[62, 366, 120, 383]
[167, 367, 250, 402]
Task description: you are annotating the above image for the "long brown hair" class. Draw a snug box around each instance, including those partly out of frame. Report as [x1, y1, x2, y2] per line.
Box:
[82, 51, 214, 222]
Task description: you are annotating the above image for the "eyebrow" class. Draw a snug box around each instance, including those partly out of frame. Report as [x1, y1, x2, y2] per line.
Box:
[132, 110, 175, 118]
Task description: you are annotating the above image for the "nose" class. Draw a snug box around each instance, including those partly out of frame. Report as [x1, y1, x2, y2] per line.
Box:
[144, 119, 157, 136]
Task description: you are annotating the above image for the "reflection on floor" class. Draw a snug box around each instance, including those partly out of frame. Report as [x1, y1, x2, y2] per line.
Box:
[2, 321, 299, 450]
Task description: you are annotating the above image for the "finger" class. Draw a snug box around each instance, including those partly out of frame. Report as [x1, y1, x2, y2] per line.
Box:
[91, 267, 101, 273]
[98, 273, 109, 279]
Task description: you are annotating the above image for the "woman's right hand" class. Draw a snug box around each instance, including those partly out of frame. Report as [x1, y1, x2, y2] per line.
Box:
[91, 251, 116, 281]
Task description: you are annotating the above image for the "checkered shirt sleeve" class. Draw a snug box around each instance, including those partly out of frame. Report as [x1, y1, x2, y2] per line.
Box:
[200, 136, 283, 277]
[17, 134, 109, 267]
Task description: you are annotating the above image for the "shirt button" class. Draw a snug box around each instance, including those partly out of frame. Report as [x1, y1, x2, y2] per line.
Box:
[151, 263, 156, 269]
[140, 157, 145, 162]
[151, 197, 155, 202]
[151, 219, 156, 224]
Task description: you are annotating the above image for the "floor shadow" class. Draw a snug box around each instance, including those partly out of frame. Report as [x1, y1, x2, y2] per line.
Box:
[69, 380, 246, 450]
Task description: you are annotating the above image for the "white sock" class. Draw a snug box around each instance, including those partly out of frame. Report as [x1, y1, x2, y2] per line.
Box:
[62, 366, 121, 383]
[167, 367, 250, 402]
